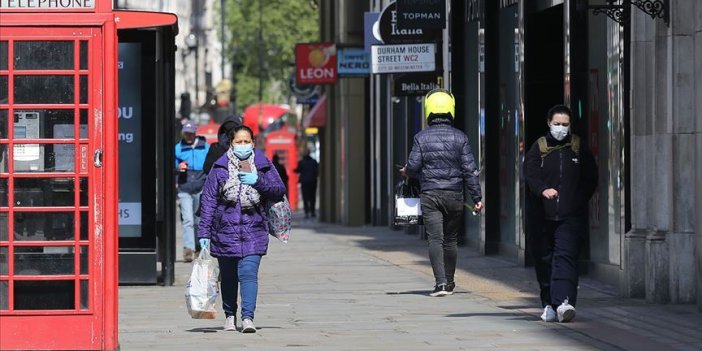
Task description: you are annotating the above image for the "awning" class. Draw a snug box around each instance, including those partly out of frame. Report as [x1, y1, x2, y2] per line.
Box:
[303, 94, 327, 128]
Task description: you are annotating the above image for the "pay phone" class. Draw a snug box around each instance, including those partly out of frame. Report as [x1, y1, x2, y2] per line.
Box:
[13, 111, 44, 172]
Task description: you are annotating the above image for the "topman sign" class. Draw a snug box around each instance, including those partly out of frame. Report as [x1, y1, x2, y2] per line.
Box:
[0, 0, 95, 9]
[396, 0, 446, 29]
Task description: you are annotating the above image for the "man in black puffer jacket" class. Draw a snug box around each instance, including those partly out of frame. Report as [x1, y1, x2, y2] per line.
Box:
[402, 88, 483, 297]
[524, 104, 597, 323]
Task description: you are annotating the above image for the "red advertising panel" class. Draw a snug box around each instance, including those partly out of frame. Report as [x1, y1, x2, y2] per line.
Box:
[296, 42, 337, 85]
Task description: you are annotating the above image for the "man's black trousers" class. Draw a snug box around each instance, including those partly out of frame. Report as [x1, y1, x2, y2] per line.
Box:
[420, 189, 464, 286]
[301, 181, 317, 216]
[529, 218, 584, 308]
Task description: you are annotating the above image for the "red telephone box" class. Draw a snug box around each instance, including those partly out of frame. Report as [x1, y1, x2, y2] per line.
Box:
[0, 2, 175, 350]
[265, 129, 298, 210]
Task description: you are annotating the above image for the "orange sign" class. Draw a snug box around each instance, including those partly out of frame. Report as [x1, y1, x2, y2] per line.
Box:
[295, 42, 337, 85]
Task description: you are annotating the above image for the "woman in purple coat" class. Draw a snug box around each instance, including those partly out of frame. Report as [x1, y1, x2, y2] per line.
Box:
[197, 125, 286, 333]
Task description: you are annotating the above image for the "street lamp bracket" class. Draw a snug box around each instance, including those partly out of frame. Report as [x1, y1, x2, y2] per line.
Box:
[584, 0, 669, 27]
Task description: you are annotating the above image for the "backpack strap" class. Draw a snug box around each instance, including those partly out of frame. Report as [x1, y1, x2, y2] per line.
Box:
[537, 135, 581, 166]
[570, 134, 580, 156]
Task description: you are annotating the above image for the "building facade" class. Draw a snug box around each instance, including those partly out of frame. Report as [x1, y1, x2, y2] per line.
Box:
[318, 0, 702, 308]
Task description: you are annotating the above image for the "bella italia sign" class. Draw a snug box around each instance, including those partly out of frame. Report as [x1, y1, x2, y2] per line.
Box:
[0, 0, 95, 9]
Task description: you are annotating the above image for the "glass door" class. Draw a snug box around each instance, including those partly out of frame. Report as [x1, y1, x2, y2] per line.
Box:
[0, 27, 104, 348]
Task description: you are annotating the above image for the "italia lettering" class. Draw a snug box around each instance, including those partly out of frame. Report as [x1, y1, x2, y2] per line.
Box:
[300, 68, 335, 80]
[390, 10, 424, 35]
[0, 0, 95, 9]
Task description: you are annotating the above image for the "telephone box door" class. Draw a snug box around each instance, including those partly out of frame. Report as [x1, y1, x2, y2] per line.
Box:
[0, 27, 113, 350]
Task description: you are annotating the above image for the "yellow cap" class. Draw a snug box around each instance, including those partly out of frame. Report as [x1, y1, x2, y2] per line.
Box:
[424, 89, 455, 120]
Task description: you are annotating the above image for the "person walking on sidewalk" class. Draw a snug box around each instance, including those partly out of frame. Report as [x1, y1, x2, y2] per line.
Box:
[175, 120, 210, 262]
[294, 151, 319, 218]
[524, 105, 597, 323]
[401, 88, 483, 297]
[272, 154, 289, 195]
[197, 125, 286, 333]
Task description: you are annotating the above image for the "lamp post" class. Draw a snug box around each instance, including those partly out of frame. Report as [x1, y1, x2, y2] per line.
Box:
[185, 33, 200, 109]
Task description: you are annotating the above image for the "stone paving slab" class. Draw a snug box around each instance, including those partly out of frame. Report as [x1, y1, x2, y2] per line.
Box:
[119, 219, 702, 350]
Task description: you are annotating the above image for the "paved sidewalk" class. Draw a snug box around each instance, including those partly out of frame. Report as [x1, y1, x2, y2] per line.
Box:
[119, 218, 702, 350]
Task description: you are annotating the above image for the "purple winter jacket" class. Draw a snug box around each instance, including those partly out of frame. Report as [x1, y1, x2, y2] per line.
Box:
[197, 149, 286, 258]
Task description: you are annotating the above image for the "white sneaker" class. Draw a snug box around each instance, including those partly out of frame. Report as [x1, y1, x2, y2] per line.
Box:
[223, 316, 236, 331]
[556, 299, 576, 323]
[241, 318, 256, 333]
[540, 305, 556, 322]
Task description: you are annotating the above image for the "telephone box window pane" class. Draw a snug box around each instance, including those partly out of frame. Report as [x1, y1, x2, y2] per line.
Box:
[14, 41, 73, 70]
[80, 279, 88, 309]
[80, 211, 88, 240]
[14, 144, 75, 173]
[14, 212, 75, 241]
[0, 247, 7, 274]
[79, 177, 88, 206]
[14, 76, 74, 104]
[15, 178, 77, 207]
[15, 246, 74, 275]
[0, 41, 7, 70]
[80, 246, 88, 275]
[0, 76, 7, 102]
[0, 110, 7, 139]
[14, 280, 74, 310]
[80, 75, 88, 104]
[0, 280, 7, 310]
[80, 41, 88, 70]
[0, 213, 7, 241]
[0, 179, 6, 207]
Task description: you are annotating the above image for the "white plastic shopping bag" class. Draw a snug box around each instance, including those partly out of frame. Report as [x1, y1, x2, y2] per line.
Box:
[185, 248, 220, 319]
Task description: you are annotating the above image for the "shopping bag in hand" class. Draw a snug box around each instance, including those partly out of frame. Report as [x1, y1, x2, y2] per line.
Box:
[266, 195, 292, 243]
[394, 178, 423, 226]
[185, 248, 219, 319]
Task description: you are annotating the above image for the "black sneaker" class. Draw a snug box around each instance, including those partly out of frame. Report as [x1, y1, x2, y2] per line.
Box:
[430, 284, 449, 297]
[446, 282, 455, 295]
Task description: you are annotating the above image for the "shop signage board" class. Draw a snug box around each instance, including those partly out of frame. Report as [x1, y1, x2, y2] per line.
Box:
[295, 42, 337, 85]
[364, 12, 382, 51]
[337, 47, 370, 76]
[376, 1, 439, 44]
[371, 43, 435, 74]
[393, 73, 441, 96]
[396, 0, 446, 29]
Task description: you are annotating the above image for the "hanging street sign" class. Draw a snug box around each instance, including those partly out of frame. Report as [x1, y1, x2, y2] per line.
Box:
[337, 48, 370, 76]
[371, 43, 436, 74]
[375, 1, 439, 44]
[393, 73, 441, 96]
[295, 42, 338, 85]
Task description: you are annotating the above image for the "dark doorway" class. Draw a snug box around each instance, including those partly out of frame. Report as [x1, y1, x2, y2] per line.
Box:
[525, 5, 564, 146]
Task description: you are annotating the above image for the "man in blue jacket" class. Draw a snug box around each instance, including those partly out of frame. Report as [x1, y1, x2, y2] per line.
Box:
[402, 88, 483, 297]
[175, 120, 210, 262]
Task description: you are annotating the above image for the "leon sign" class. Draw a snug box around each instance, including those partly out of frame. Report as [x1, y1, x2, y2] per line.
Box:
[296, 43, 337, 85]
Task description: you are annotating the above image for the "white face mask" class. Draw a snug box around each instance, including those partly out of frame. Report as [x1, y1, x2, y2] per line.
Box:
[550, 124, 569, 141]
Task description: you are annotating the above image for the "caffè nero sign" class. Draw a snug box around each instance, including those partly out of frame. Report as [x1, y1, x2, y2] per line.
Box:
[0, 0, 95, 9]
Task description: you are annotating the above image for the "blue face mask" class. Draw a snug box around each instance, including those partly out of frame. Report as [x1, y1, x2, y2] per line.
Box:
[233, 144, 253, 159]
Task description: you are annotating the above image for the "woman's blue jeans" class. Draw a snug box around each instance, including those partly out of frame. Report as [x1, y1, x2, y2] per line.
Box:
[218, 255, 262, 320]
